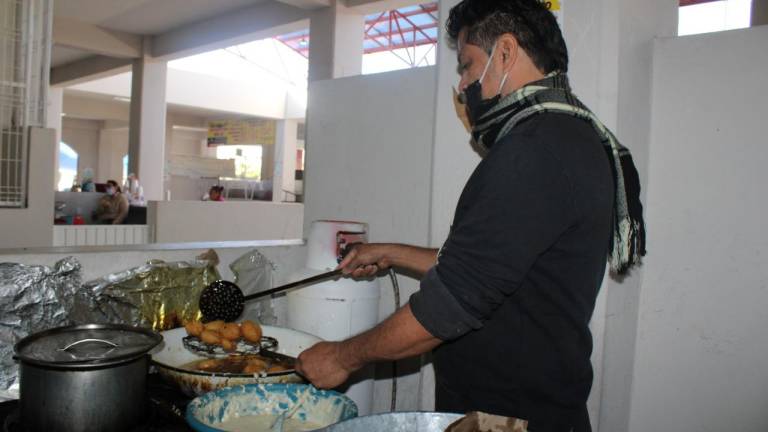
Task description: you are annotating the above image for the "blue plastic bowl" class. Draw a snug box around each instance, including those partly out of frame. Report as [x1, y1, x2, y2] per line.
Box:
[186, 383, 358, 432]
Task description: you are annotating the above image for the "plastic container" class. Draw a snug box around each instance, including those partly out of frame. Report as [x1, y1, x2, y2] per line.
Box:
[185, 383, 358, 432]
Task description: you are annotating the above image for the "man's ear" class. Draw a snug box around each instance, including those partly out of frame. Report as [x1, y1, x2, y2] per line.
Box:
[497, 34, 519, 72]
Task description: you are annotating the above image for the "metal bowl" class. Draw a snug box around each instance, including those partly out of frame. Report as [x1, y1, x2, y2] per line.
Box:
[151, 325, 321, 396]
[317, 412, 464, 432]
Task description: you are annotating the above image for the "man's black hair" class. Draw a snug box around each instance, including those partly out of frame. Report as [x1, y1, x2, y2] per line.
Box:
[446, 0, 568, 73]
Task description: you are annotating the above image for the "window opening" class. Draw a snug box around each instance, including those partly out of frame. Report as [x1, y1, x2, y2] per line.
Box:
[122, 154, 129, 185]
[679, 0, 752, 36]
[57, 142, 78, 192]
[275, 2, 439, 75]
[216, 145, 263, 179]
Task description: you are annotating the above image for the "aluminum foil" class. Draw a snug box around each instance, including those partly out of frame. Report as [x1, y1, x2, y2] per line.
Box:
[230, 249, 276, 325]
[0, 257, 82, 400]
[71, 258, 220, 332]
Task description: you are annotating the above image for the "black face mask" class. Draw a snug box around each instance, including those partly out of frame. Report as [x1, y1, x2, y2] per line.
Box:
[460, 79, 502, 126]
[457, 42, 509, 150]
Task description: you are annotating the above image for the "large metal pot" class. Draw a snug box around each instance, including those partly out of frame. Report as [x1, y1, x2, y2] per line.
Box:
[152, 325, 321, 396]
[14, 324, 162, 432]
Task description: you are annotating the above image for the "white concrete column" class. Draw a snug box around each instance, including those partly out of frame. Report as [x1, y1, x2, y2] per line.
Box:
[308, 0, 365, 82]
[753, 0, 768, 26]
[261, 143, 275, 188]
[273, 120, 298, 202]
[98, 123, 129, 183]
[128, 53, 168, 201]
[569, 1, 676, 432]
[47, 87, 64, 190]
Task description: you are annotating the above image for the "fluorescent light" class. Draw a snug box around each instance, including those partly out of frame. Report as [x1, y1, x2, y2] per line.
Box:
[60, 113, 66, 116]
[114, 96, 131, 102]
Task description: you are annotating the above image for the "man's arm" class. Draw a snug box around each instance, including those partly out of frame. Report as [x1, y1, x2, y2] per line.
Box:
[296, 304, 441, 389]
[338, 243, 438, 279]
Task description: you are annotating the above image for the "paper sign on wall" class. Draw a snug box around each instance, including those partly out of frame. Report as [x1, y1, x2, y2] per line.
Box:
[207, 118, 277, 146]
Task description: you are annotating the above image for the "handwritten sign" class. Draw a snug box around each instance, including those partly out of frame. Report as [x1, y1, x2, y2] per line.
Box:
[208, 118, 277, 146]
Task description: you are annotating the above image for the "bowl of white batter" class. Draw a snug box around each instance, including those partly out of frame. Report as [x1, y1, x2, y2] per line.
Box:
[186, 383, 358, 432]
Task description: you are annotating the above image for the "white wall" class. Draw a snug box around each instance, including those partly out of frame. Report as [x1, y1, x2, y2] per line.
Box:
[417, 0, 478, 411]
[303, 66, 436, 412]
[554, 1, 677, 430]
[97, 127, 129, 183]
[303, 66, 436, 243]
[62, 94, 215, 188]
[63, 92, 130, 122]
[149, 200, 304, 244]
[61, 110, 129, 185]
[165, 112, 209, 199]
[168, 127, 206, 157]
[0, 128, 56, 248]
[62, 118, 101, 179]
[274, 120, 298, 202]
[628, 26, 768, 432]
[429, 0, 480, 248]
[53, 225, 151, 247]
[47, 88, 64, 189]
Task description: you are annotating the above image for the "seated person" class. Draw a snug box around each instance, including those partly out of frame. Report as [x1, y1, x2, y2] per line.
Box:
[81, 168, 95, 192]
[205, 185, 225, 202]
[123, 173, 146, 206]
[95, 180, 130, 224]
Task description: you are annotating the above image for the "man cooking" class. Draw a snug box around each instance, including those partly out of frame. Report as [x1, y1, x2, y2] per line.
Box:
[296, 1, 646, 431]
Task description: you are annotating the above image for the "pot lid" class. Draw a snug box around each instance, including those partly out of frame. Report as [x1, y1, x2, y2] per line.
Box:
[14, 324, 163, 368]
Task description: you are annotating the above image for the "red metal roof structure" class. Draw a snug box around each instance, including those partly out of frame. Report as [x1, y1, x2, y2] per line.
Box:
[276, 2, 439, 68]
[277, 0, 715, 65]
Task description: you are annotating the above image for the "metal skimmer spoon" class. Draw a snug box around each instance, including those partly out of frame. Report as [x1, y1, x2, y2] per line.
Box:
[199, 269, 343, 322]
[270, 385, 314, 432]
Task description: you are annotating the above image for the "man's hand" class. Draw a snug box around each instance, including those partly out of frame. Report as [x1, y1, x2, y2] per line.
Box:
[295, 305, 442, 390]
[338, 243, 438, 279]
[338, 243, 393, 278]
[295, 341, 357, 389]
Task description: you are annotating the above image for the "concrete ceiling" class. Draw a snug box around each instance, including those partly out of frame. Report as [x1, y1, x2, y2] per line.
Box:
[51, 46, 93, 67]
[54, 0, 269, 35]
[50, 0, 397, 82]
[51, 0, 318, 72]
[64, 88, 246, 121]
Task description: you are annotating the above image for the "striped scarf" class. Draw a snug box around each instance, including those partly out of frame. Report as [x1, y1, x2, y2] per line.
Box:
[473, 72, 646, 274]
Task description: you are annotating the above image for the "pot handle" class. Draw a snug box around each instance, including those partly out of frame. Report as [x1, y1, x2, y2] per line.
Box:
[58, 338, 119, 351]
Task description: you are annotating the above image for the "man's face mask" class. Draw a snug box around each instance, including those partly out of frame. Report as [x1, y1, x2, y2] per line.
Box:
[453, 42, 509, 131]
